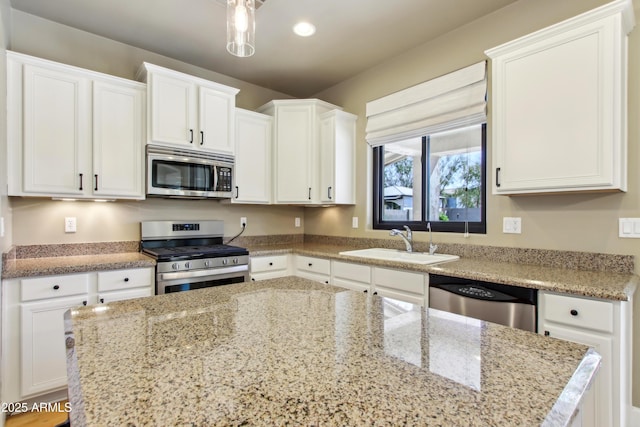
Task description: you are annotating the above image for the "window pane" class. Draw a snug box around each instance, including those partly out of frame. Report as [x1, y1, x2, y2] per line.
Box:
[427, 125, 482, 222]
[381, 138, 423, 221]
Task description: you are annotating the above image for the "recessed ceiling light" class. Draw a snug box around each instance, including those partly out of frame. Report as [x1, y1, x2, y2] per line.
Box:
[293, 22, 316, 37]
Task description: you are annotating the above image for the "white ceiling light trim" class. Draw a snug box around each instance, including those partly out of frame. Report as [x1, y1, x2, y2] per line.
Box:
[293, 22, 316, 37]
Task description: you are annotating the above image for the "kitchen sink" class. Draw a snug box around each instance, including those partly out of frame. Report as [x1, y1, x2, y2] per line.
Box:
[338, 248, 459, 265]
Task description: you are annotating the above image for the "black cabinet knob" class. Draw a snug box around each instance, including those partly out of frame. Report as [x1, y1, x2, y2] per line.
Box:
[308, 263, 312, 267]
[363, 289, 368, 293]
[570, 309, 578, 316]
[53, 285, 60, 290]
[269, 262, 273, 266]
[82, 301, 87, 306]
[544, 330, 550, 336]
[373, 291, 378, 295]
[100, 298, 104, 304]
[124, 277, 129, 282]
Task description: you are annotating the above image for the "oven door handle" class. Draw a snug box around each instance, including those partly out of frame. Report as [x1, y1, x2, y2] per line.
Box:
[159, 265, 248, 281]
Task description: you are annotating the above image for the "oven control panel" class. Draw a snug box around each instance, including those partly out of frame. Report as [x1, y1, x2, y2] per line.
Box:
[157, 255, 249, 273]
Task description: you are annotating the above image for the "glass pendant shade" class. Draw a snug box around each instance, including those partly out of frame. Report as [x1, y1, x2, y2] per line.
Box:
[227, 0, 255, 57]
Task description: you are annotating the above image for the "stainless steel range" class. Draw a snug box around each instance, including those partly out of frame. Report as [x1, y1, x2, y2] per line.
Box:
[140, 220, 249, 295]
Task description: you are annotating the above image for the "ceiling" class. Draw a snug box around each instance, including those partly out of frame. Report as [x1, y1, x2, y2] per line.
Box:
[9, 0, 518, 98]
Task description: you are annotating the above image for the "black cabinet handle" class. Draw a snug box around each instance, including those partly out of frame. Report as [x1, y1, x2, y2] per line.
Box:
[94, 174, 98, 191]
[373, 291, 378, 295]
[100, 298, 104, 304]
[363, 289, 368, 293]
[235, 186, 239, 199]
[251, 278, 255, 281]
[124, 277, 129, 282]
[544, 330, 550, 336]
[189, 129, 194, 143]
[82, 300, 87, 306]
[79, 173, 83, 191]
[308, 187, 311, 200]
[200, 131, 204, 145]
[328, 186, 332, 200]
[570, 309, 578, 316]
[495, 167, 501, 187]
[53, 285, 60, 290]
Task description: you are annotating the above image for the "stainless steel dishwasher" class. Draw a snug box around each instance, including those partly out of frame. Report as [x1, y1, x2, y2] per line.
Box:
[428, 274, 537, 332]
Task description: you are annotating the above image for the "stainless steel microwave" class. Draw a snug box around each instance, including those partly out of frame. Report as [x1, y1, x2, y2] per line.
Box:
[146, 145, 234, 199]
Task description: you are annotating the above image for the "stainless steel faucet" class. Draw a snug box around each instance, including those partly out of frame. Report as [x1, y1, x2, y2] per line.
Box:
[427, 222, 438, 255]
[390, 225, 413, 252]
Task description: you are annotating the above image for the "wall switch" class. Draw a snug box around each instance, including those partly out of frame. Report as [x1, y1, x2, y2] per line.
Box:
[619, 218, 640, 238]
[65, 217, 77, 233]
[352, 217, 359, 229]
[502, 217, 521, 234]
[295, 217, 301, 228]
[240, 217, 247, 227]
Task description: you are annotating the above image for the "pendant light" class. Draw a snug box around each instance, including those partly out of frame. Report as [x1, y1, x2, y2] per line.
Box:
[227, 0, 255, 57]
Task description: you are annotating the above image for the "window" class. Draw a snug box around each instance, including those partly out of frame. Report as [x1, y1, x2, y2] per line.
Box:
[373, 123, 486, 233]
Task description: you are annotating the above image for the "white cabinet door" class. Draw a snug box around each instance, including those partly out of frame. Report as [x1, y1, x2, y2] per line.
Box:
[93, 81, 145, 199]
[486, 5, 631, 194]
[233, 108, 272, 204]
[319, 110, 357, 204]
[20, 295, 88, 397]
[148, 71, 197, 147]
[22, 64, 90, 196]
[199, 86, 235, 154]
[373, 267, 426, 306]
[273, 104, 315, 203]
[541, 323, 612, 427]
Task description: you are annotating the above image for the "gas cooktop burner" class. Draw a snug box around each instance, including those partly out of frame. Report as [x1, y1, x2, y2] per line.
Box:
[143, 244, 248, 261]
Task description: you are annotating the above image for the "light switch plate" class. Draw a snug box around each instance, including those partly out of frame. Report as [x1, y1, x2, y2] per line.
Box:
[352, 217, 358, 228]
[619, 218, 640, 238]
[295, 217, 301, 228]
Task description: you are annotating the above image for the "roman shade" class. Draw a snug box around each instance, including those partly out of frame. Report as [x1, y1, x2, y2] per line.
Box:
[365, 61, 487, 146]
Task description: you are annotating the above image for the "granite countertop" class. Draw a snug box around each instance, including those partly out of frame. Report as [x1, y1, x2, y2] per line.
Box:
[1, 252, 156, 279]
[246, 242, 638, 301]
[65, 277, 599, 427]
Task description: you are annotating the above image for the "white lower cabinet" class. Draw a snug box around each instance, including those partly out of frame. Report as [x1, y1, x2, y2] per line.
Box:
[2, 267, 154, 403]
[331, 261, 371, 293]
[372, 267, 427, 306]
[538, 291, 631, 427]
[294, 255, 330, 284]
[249, 254, 291, 281]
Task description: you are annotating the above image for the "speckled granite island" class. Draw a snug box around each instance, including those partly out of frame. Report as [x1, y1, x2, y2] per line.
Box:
[65, 277, 599, 427]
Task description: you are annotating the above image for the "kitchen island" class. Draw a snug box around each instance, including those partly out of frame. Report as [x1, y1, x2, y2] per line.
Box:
[64, 277, 599, 426]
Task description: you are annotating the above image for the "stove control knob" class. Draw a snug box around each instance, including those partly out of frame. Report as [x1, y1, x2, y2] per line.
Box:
[222, 259, 228, 265]
[184, 262, 191, 269]
[233, 258, 239, 264]
[172, 263, 180, 270]
[204, 260, 211, 267]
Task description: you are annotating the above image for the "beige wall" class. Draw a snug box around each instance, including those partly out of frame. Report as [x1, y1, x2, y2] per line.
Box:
[310, 0, 640, 407]
[5, 0, 640, 408]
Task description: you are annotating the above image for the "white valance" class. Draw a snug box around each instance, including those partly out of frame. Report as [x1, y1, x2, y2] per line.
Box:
[365, 61, 487, 146]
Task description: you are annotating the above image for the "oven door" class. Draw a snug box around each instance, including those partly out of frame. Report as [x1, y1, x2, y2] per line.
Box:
[156, 265, 249, 295]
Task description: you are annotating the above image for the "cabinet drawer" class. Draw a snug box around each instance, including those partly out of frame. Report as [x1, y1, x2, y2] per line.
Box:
[541, 292, 613, 333]
[20, 274, 89, 302]
[250, 255, 289, 273]
[374, 268, 425, 296]
[98, 268, 153, 292]
[295, 256, 330, 275]
[332, 261, 371, 284]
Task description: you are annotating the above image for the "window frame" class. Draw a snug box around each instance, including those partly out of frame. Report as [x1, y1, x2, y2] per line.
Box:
[372, 123, 487, 234]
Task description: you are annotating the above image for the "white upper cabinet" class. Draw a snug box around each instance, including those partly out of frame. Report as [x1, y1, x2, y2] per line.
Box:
[319, 110, 357, 204]
[258, 99, 356, 205]
[233, 108, 272, 204]
[137, 63, 239, 154]
[486, 0, 634, 195]
[7, 52, 146, 200]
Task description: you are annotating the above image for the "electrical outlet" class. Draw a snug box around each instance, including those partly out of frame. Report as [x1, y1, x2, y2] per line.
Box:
[65, 217, 77, 233]
[619, 218, 640, 238]
[352, 217, 359, 229]
[502, 217, 521, 234]
[295, 217, 301, 228]
[240, 217, 247, 227]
